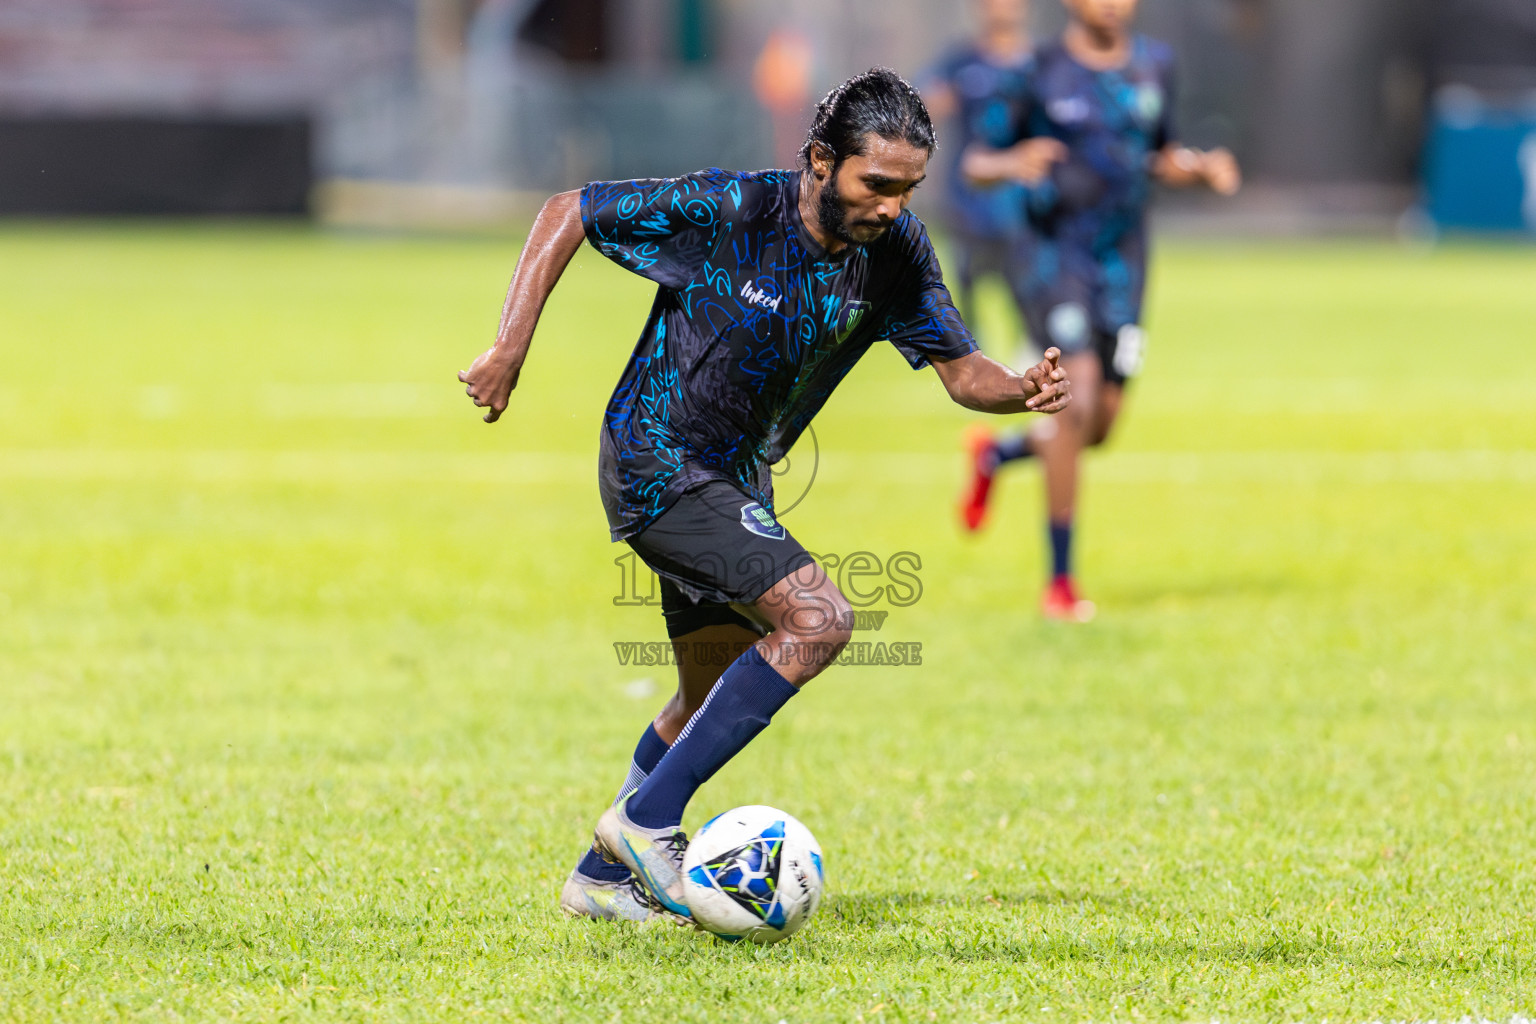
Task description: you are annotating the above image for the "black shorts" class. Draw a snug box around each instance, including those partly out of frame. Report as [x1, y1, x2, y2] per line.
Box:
[626, 480, 816, 638]
[1011, 231, 1149, 386]
[1019, 298, 1146, 387]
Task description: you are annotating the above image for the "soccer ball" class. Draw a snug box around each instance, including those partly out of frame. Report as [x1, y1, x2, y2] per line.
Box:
[682, 805, 824, 943]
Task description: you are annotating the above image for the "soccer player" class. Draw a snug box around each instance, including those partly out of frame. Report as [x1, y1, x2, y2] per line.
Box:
[957, 0, 1240, 620]
[921, 0, 1036, 358]
[458, 69, 1071, 922]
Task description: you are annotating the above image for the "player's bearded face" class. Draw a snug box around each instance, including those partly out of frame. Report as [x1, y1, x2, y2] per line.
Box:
[815, 138, 929, 246]
[1069, 0, 1138, 32]
[817, 167, 872, 245]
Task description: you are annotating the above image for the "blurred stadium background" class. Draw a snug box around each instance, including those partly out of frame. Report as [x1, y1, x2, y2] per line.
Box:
[2, 0, 1535, 233]
[4, 4, 1536, 1020]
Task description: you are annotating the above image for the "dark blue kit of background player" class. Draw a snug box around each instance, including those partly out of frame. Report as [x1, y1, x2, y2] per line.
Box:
[1006, 36, 1177, 385]
[579, 169, 976, 608]
[923, 42, 1036, 316]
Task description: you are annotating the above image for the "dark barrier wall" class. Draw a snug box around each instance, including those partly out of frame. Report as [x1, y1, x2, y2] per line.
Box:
[1028, 1, 1436, 184]
[1432, 0, 1536, 92]
[0, 117, 312, 215]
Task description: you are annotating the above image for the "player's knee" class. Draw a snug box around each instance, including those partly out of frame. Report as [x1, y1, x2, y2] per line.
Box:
[803, 608, 854, 671]
[1087, 398, 1122, 447]
[818, 616, 855, 666]
[781, 599, 853, 675]
[783, 634, 850, 679]
[1063, 400, 1095, 438]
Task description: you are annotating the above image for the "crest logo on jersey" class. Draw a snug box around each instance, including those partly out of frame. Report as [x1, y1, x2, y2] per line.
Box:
[1135, 84, 1164, 127]
[740, 502, 787, 541]
[833, 299, 872, 344]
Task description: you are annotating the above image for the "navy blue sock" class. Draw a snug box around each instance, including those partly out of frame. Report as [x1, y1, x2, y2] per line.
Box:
[577, 723, 669, 880]
[994, 433, 1034, 465]
[1049, 520, 1073, 579]
[626, 647, 798, 830]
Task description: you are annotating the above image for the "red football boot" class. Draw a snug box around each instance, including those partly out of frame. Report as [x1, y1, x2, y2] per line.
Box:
[960, 425, 998, 532]
[1041, 575, 1096, 622]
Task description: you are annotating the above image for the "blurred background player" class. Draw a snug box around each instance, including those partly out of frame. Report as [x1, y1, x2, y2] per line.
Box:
[958, 0, 1241, 621]
[921, 0, 1037, 365]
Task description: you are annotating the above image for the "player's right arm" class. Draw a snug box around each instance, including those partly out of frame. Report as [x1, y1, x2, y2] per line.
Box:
[960, 137, 1066, 187]
[458, 189, 585, 424]
[955, 61, 1061, 188]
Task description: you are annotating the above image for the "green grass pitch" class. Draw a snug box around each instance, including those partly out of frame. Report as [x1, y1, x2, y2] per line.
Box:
[2, 222, 1534, 1022]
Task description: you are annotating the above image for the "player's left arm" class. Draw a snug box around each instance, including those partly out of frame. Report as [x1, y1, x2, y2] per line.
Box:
[931, 347, 1071, 415]
[1145, 48, 1240, 196]
[883, 217, 1066, 414]
[1151, 145, 1241, 195]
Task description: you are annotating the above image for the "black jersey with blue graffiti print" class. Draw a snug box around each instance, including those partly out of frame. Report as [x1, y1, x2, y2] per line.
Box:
[581, 168, 976, 541]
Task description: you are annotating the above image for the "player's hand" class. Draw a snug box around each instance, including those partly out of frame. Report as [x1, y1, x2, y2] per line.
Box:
[1200, 147, 1241, 196]
[1009, 138, 1068, 185]
[961, 138, 1067, 187]
[458, 345, 522, 423]
[1022, 346, 1071, 413]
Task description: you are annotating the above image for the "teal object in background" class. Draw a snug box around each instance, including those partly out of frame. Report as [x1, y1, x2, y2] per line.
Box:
[677, 0, 710, 64]
[1422, 90, 1536, 234]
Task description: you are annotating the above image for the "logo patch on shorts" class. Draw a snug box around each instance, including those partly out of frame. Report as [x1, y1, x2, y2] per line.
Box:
[740, 502, 786, 541]
[1047, 302, 1090, 350]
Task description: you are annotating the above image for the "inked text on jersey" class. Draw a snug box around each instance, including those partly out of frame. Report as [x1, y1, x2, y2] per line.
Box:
[740, 281, 782, 312]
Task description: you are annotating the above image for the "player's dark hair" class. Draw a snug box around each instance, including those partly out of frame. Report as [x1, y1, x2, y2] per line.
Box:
[799, 67, 936, 170]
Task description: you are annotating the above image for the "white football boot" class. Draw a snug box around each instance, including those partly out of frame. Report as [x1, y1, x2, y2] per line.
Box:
[558, 863, 657, 923]
[593, 799, 692, 919]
